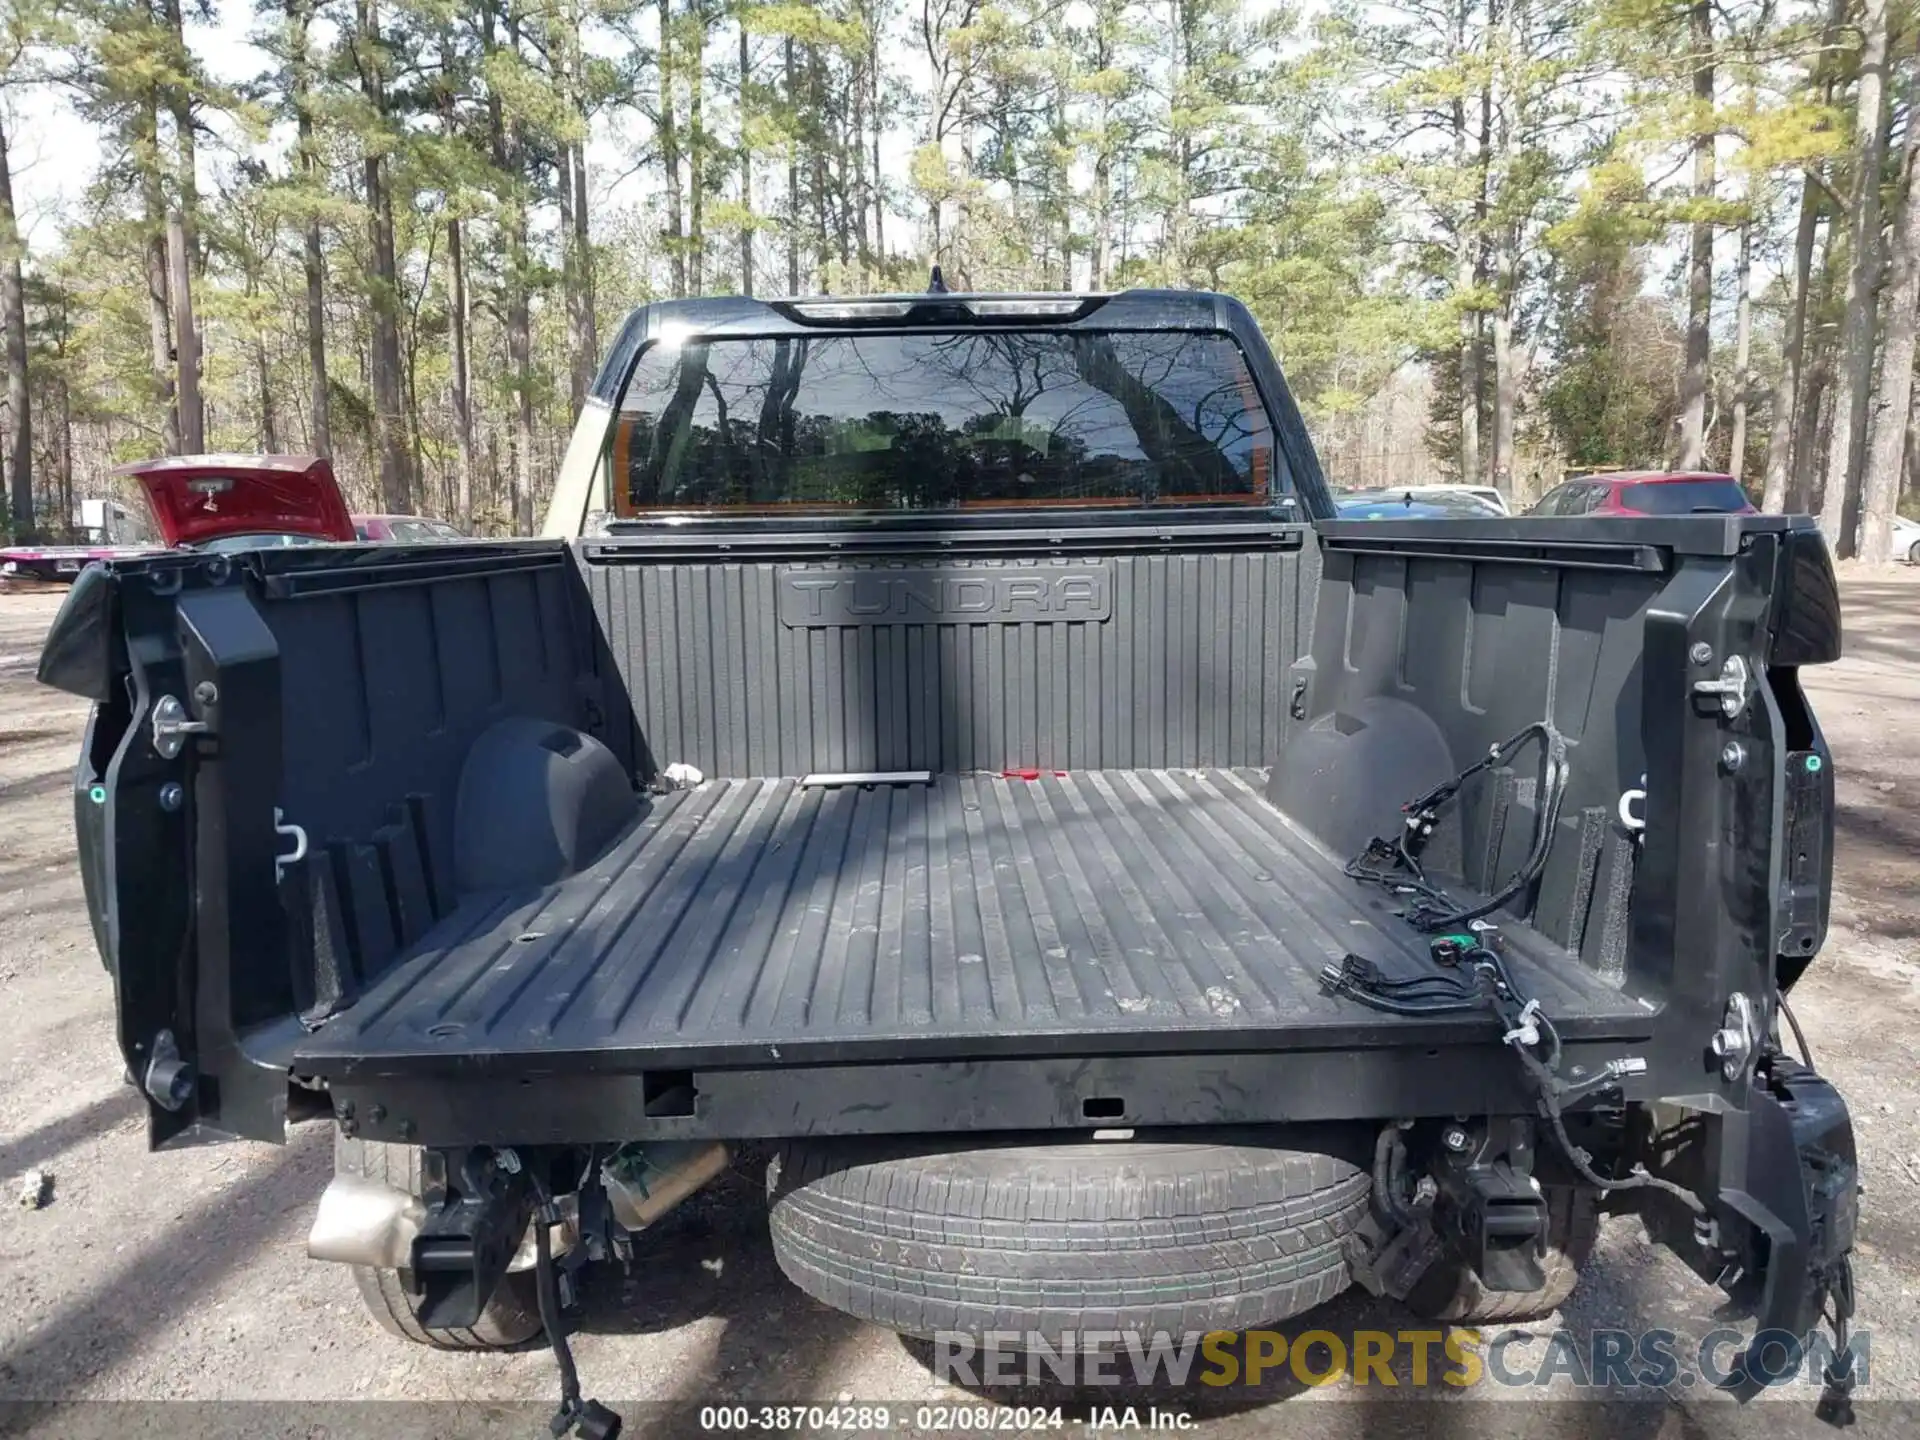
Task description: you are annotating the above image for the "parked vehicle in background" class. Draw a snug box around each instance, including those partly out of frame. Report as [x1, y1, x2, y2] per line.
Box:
[1403, 482, 1510, 514]
[354, 514, 469, 542]
[2, 540, 159, 583]
[1333, 487, 1505, 519]
[2, 498, 161, 582]
[1891, 513, 1920, 562]
[120, 454, 358, 549]
[1530, 471, 1758, 518]
[4, 455, 355, 581]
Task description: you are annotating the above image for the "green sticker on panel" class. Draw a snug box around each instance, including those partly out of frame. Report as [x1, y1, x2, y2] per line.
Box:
[1805, 755, 1823, 773]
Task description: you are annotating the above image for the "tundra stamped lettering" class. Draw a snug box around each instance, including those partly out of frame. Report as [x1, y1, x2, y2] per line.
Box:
[778, 565, 1114, 626]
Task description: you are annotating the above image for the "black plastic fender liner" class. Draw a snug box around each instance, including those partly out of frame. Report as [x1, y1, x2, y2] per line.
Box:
[36, 561, 123, 701]
[1712, 1058, 1858, 1396]
[453, 718, 639, 894]
[1267, 694, 1456, 862]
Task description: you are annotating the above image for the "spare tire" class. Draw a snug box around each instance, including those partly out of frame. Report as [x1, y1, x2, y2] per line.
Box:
[767, 1129, 1370, 1339]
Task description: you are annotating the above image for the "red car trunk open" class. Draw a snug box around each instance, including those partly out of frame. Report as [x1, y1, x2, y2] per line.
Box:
[116, 453, 356, 548]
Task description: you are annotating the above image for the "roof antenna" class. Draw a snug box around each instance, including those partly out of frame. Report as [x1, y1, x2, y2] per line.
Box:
[928, 264, 949, 294]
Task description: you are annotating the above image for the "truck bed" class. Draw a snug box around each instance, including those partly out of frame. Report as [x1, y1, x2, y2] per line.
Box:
[295, 769, 1652, 1079]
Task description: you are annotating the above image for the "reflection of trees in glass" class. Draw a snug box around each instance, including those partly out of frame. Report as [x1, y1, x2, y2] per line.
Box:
[752, 339, 808, 499]
[619, 330, 1276, 509]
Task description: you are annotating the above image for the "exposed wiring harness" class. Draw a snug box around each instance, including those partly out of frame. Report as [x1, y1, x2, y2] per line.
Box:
[530, 1176, 621, 1440]
[1339, 724, 1854, 1417]
[1323, 932, 1704, 1215]
[1780, 991, 1815, 1066]
[1344, 721, 1572, 933]
[1815, 1254, 1858, 1426]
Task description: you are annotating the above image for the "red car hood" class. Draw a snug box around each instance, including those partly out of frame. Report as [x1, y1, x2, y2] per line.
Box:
[115, 454, 356, 547]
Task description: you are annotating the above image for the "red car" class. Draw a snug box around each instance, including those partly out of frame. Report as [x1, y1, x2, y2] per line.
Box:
[118, 453, 359, 549]
[3, 454, 357, 580]
[1528, 470, 1758, 517]
[353, 514, 469, 542]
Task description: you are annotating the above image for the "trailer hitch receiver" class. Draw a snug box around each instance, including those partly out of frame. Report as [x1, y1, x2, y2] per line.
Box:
[409, 1149, 536, 1330]
[1462, 1161, 1548, 1293]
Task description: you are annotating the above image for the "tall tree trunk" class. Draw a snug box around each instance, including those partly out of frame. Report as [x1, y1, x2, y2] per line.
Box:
[359, 0, 410, 512]
[254, 311, 278, 451]
[449, 216, 474, 527]
[57, 373, 72, 536]
[560, 13, 597, 404]
[1491, 259, 1515, 491]
[785, 36, 800, 291]
[1762, 185, 1822, 510]
[1166, 0, 1190, 280]
[1859, 45, 1920, 565]
[137, 97, 179, 455]
[660, 0, 685, 297]
[1820, 0, 1892, 554]
[1450, 0, 1478, 484]
[1793, 354, 1833, 514]
[163, 0, 204, 453]
[490, 13, 535, 531]
[558, 145, 585, 412]
[852, 50, 869, 274]
[869, 41, 883, 264]
[573, 138, 595, 365]
[1093, 145, 1111, 289]
[0, 112, 33, 539]
[1729, 215, 1752, 479]
[293, 0, 331, 456]
[739, 19, 753, 294]
[438, 32, 473, 523]
[809, 46, 827, 283]
[166, 209, 202, 451]
[1677, 0, 1714, 468]
[1487, 0, 1515, 494]
[512, 248, 533, 529]
[689, 9, 705, 294]
[1454, 245, 1479, 483]
[1761, 0, 1845, 512]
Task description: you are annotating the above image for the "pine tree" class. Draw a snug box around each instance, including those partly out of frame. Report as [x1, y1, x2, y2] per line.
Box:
[1821, 0, 1892, 552]
[1, 0, 57, 536]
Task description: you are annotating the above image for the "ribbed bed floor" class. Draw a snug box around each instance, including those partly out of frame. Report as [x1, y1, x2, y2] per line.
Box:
[296, 769, 1651, 1077]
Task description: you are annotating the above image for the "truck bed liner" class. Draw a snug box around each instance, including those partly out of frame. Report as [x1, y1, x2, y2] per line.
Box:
[296, 769, 1651, 1079]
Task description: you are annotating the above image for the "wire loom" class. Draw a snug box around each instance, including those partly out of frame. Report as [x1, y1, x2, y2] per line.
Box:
[1327, 726, 1706, 1218]
[1330, 720, 1574, 1025]
[1342, 720, 1571, 934]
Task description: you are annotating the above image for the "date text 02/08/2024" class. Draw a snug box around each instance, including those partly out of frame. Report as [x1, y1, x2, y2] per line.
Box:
[695, 1404, 1191, 1431]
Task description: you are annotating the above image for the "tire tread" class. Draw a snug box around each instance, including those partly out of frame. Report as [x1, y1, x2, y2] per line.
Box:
[768, 1133, 1370, 1338]
[334, 1134, 543, 1351]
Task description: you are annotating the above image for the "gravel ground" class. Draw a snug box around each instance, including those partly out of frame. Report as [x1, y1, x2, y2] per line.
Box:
[1, 569, 1917, 1439]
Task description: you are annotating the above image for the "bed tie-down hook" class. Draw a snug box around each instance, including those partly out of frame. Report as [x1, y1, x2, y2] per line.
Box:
[1618, 775, 1646, 836]
[274, 808, 309, 883]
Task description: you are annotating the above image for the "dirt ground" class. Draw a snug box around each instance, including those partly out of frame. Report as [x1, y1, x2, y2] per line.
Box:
[1, 568, 1917, 1439]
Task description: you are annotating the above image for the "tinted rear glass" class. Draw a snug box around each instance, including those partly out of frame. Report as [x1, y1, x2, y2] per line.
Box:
[1622, 479, 1752, 514]
[611, 330, 1282, 513]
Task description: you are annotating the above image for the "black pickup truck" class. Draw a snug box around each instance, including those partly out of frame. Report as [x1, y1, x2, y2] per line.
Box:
[40, 289, 1858, 1428]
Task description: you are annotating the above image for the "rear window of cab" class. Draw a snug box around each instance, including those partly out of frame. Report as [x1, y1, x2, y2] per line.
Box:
[608, 329, 1285, 515]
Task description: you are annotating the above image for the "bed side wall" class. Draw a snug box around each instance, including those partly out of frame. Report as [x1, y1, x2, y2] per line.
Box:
[263, 550, 590, 1007]
[1270, 543, 1662, 977]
